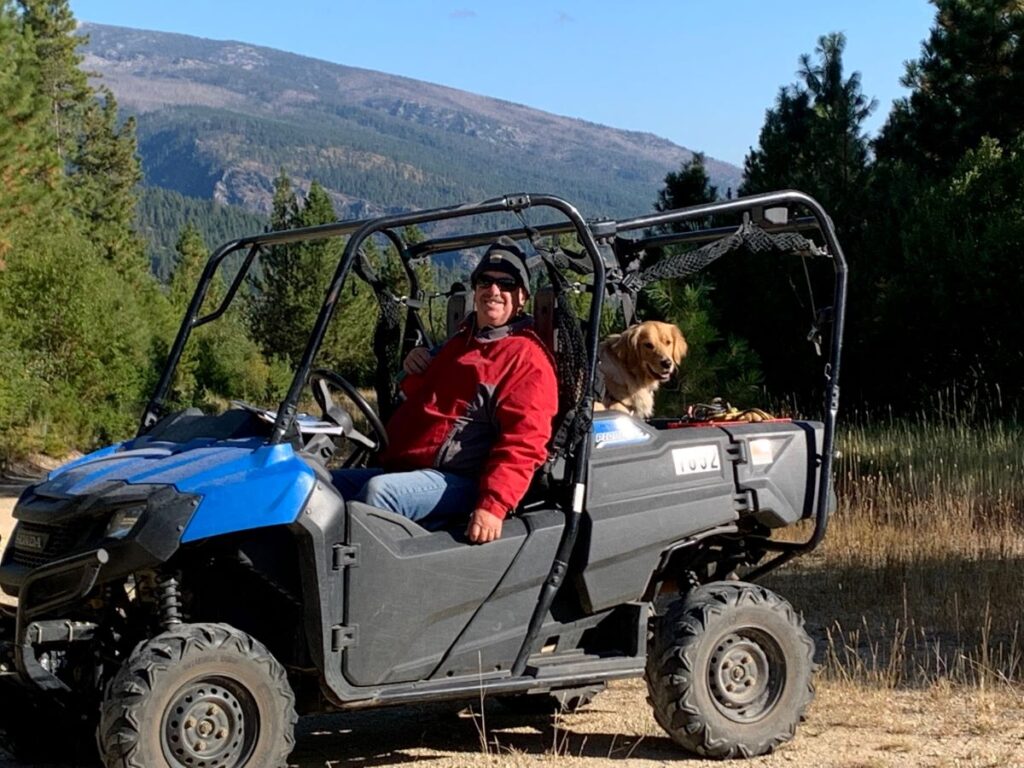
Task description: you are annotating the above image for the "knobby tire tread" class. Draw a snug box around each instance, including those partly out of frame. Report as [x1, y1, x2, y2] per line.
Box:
[97, 622, 297, 768]
[645, 582, 815, 759]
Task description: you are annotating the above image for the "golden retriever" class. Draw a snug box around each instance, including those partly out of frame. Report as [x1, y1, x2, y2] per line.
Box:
[597, 321, 687, 419]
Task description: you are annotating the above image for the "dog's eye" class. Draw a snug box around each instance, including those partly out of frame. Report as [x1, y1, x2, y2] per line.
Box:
[644, 342, 655, 349]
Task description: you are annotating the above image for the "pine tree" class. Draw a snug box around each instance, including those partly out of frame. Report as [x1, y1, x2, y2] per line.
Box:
[657, 152, 718, 212]
[859, 1, 1024, 408]
[69, 87, 146, 276]
[15, 0, 90, 162]
[0, 0, 59, 259]
[270, 167, 299, 230]
[248, 176, 340, 367]
[875, 0, 1024, 176]
[725, 33, 877, 405]
[169, 222, 210, 311]
[166, 224, 208, 403]
[249, 172, 304, 365]
[167, 222, 288, 406]
[742, 32, 875, 225]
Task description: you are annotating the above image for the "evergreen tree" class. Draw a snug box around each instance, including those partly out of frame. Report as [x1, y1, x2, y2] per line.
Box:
[1, 0, 172, 455]
[1, 224, 158, 452]
[168, 223, 289, 406]
[248, 171, 306, 364]
[726, 33, 876, 408]
[0, 4, 43, 457]
[165, 224, 207, 403]
[169, 222, 208, 311]
[270, 167, 299, 230]
[656, 152, 718, 213]
[135, 187, 267, 280]
[885, 137, 1024, 402]
[875, 0, 1024, 176]
[249, 177, 347, 368]
[0, 0, 58, 259]
[15, 0, 89, 162]
[860, 1, 1024, 408]
[69, 87, 146, 276]
[742, 32, 875, 226]
[655, 152, 720, 234]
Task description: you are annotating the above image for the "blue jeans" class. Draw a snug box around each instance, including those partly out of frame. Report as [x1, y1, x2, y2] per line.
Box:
[331, 467, 478, 530]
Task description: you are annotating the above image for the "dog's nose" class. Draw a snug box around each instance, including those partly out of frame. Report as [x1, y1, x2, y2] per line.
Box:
[660, 359, 672, 370]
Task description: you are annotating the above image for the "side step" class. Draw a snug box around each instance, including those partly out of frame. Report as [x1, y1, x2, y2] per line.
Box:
[526, 653, 644, 679]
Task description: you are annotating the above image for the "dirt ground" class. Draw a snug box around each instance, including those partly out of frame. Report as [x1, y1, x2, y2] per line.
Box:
[2, 496, 1024, 768]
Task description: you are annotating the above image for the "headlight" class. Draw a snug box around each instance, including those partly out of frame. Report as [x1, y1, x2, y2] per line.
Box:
[104, 505, 146, 540]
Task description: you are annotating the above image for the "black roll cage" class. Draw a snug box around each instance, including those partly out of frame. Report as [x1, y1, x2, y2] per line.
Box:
[142, 190, 847, 579]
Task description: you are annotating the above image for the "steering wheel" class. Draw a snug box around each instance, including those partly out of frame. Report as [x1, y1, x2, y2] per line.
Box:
[307, 368, 389, 455]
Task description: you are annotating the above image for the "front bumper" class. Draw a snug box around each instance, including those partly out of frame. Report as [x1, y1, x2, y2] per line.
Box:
[1, 548, 107, 693]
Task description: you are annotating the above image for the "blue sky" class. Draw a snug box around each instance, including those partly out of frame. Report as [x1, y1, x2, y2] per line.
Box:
[70, 1, 937, 167]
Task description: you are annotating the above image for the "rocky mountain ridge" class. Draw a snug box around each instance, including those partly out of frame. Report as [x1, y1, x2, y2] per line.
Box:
[81, 22, 742, 221]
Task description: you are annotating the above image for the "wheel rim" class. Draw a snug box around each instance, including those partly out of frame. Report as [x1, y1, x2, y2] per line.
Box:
[707, 630, 784, 722]
[162, 677, 258, 768]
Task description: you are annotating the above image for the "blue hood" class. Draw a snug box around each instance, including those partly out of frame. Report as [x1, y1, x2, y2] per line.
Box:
[42, 437, 318, 542]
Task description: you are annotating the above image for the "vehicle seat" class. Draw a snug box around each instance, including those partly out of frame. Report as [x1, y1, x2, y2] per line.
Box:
[528, 285, 588, 495]
[446, 281, 473, 337]
[349, 501, 535, 544]
[532, 285, 556, 353]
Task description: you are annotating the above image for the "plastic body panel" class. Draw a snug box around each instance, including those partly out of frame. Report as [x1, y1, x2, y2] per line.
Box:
[342, 504, 561, 686]
[434, 510, 563, 678]
[578, 414, 823, 614]
[719, 421, 824, 527]
[581, 413, 738, 613]
[15, 435, 316, 545]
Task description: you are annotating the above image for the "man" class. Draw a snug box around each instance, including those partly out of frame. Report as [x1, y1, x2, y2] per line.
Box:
[332, 237, 558, 544]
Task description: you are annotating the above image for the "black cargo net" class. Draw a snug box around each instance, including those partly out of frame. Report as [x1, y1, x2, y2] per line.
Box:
[538, 255, 591, 470]
[636, 221, 824, 285]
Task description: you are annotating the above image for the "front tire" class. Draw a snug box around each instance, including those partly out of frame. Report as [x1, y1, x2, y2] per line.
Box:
[645, 582, 814, 759]
[97, 622, 297, 768]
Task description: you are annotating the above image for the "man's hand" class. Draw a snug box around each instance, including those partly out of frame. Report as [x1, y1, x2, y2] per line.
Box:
[402, 346, 432, 375]
[467, 508, 502, 544]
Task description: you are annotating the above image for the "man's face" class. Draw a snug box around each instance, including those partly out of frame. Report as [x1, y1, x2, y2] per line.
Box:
[473, 270, 527, 328]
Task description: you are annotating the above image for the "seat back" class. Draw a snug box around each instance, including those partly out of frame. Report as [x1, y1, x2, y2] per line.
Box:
[532, 285, 556, 353]
[446, 281, 473, 338]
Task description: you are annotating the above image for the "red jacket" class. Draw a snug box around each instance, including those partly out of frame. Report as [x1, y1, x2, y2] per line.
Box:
[378, 316, 558, 519]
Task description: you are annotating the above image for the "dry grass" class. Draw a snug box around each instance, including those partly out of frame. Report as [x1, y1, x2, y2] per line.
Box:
[763, 413, 1024, 688]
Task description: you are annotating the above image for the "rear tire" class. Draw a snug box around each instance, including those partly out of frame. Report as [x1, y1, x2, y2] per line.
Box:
[645, 582, 814, 758]
[97, 622, 297, 768]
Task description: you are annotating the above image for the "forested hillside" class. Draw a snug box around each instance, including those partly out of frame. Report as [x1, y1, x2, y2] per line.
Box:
[136, 188, 267, 279]
[80, 23, 742, 222]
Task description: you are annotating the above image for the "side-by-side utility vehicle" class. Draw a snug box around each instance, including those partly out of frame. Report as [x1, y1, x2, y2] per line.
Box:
[0, 191, 846, 766]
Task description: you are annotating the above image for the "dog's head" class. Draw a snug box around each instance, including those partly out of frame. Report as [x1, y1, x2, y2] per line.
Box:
[608, 320, 688, 384]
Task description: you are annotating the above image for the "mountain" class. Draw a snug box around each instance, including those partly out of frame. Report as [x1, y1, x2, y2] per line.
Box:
[80, 23, 742, 224]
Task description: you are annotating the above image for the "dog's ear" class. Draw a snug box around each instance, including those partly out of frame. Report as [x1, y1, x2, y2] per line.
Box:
[670, 325, 688, 365]
[611, 325, 642, 369]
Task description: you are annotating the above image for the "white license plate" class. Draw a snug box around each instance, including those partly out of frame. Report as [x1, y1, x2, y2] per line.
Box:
[672, 445, 721, 476]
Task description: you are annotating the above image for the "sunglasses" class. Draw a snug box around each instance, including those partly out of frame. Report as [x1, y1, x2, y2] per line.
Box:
[472, 275, 519, 291]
